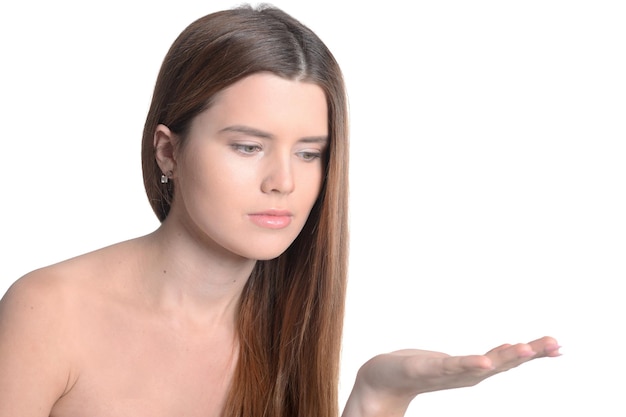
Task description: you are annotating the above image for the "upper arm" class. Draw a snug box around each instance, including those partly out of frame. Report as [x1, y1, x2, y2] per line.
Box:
[0, 272, 74, 416]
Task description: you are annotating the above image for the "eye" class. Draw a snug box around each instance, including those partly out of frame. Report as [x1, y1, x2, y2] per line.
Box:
[297, 150, 322, 162]
[232, 143, 262, 155]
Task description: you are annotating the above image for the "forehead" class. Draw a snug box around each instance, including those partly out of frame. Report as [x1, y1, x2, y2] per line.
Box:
[196, 72, 328, 136]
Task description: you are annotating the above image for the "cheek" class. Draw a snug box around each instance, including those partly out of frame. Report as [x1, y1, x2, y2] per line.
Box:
[298, 167, 324, 206]
[180, 147, 254, 192]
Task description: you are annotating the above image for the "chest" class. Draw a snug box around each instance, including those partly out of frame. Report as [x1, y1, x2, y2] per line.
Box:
[51, 308, 237, 417]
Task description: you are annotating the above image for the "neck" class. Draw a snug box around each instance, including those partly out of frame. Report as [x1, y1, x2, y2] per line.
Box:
[137, 216, 256, 327]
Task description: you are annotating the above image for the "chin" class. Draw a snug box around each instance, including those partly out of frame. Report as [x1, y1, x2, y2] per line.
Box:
[244, 244, 293, 261]
[250, 250, 288, 261]
[226, 245, 283, 262]
[234, 235, 298, 261]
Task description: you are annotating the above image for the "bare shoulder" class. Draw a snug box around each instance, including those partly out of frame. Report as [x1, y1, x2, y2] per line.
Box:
[0, 239, 137, 363]
[0, 238, 146, 416]
[2, 237, 143, 311]
[2, 263, 74, 311]
[0, 264, 80, 414]
[0, 242, 126, 353]
[0, 263, 78, 343]
[0, 236, 151, 346]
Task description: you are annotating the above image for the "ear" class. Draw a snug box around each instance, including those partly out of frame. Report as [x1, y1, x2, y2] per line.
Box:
[154, 124, 178, 177]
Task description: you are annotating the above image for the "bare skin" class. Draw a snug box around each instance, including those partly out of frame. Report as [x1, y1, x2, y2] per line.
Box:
[342, 337, 561, 417]
[0, 73, 328, 417]
[0, 229, 247, 417]
[0, 74, 560, 416]
[0, 241, 560, 417]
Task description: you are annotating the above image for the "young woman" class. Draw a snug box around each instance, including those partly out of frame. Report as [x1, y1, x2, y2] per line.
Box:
[0, 5, 560, 417]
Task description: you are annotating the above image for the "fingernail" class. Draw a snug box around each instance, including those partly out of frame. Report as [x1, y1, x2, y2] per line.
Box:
[546, 345, 562, 355]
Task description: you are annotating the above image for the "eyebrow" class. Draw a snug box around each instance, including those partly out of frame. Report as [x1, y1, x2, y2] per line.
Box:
[219, 125, 328, 144]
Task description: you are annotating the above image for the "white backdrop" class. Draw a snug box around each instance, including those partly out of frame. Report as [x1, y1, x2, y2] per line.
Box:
[1, 1, 624, 415]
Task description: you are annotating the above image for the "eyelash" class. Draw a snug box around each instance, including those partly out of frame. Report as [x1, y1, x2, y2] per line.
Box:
[297, 151, 321, 162]
[231, 144, 322, 162]
[231, 144, 262, 155]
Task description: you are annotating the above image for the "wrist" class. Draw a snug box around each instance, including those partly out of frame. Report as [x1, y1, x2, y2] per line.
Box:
[342, 372, 414, 417]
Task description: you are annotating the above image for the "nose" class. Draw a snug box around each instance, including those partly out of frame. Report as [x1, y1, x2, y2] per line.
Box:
[260, 152, 295, 194]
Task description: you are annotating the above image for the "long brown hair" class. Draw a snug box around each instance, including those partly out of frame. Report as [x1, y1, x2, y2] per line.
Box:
[141, 5, 349, 417]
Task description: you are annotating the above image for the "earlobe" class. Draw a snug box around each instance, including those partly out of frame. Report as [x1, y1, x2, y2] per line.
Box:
[154, 124, 178, 177]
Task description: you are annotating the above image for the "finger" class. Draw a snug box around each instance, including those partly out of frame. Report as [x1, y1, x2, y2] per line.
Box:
[528, 336, 561, 358]
[403, 354, 487, 380]
[460, 354, 495, 371]
[441, 354, 494, 375]
[486, 343, 532, 361]
[485, 343, 512, 355]
[485, 343, 536, 372]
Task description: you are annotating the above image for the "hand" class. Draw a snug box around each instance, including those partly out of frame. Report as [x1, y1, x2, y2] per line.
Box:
[343, 336, 560, 417]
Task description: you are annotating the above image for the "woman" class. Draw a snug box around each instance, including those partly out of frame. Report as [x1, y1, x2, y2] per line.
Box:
[0, 5, 559, 417]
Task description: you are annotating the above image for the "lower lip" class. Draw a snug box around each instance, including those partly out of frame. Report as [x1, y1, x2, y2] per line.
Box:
[248, 214, 292, 229]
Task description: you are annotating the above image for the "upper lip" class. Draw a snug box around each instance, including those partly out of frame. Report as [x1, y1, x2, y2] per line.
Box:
[249, 209, 293, 216]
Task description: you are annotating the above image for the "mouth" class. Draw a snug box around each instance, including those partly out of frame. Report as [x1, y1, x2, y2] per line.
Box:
[248, 210, 293, 229]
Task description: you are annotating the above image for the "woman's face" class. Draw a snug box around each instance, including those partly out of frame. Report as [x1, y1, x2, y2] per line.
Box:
[168, 73, 328, 260]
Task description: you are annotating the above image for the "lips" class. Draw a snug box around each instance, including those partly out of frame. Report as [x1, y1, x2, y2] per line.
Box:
[248, 210, 293, 229]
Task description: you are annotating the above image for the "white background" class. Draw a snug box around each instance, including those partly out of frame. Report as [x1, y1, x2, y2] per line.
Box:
[1, 0, 624, 415]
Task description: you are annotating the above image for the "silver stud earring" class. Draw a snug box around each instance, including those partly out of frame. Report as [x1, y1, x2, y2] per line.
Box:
[160, 170, 172, 184]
